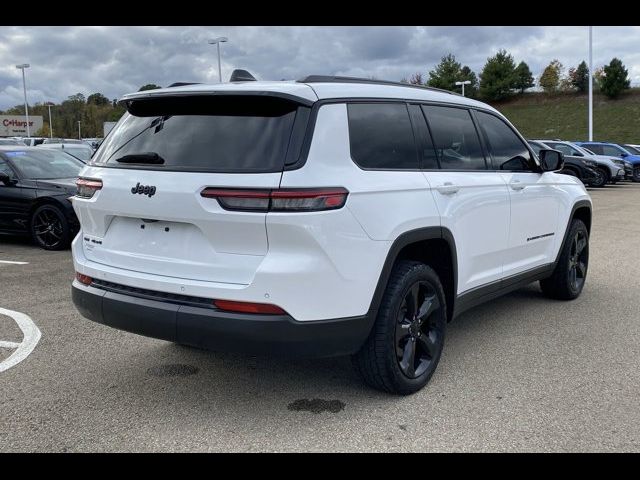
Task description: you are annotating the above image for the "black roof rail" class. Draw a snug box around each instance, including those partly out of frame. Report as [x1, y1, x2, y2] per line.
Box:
[297, 75, 461, 96]
[167, 82, 201, 88]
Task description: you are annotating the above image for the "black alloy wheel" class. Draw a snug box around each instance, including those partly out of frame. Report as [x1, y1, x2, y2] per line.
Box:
[395, 281, 441, 378]
[589, 168, 606, 187]
[568, 230, 588, 293]
[31, 205, 71, 250]
[352, 261, 447, 395]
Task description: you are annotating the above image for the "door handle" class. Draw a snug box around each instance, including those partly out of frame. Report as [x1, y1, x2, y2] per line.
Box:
[436, 182, 460, 195]
[509, 180, 526, 191]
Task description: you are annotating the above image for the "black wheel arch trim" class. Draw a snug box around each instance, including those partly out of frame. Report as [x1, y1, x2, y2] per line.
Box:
[364, 226, 458, 330]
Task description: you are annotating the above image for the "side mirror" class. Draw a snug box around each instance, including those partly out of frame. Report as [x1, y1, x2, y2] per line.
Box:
[539, 149, 564, 172]
[621, 152, 629, 158]
[0, 173, 16, 186]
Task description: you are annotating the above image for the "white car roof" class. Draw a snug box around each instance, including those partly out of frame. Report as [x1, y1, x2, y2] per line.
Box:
[119, 78, 500, 115]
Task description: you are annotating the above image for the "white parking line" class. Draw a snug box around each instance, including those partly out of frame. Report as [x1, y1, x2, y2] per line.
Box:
[0, 260, 29, 265]
[0, 307, 41, 373]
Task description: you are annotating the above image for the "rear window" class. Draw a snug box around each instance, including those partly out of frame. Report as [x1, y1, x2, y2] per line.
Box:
[91, 95, 304, 173]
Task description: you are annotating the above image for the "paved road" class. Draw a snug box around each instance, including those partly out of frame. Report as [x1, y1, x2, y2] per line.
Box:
[1, 183, 639, 452]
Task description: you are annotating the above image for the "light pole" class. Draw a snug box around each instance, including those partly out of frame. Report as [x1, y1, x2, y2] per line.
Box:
[208, 37, 228, 83]
[588, 26, 593, 141]
[455, 80, 471, 97]
[78, 121, 81, 140]
[15, 64, 30, 137]
[47, 104, 54, 138]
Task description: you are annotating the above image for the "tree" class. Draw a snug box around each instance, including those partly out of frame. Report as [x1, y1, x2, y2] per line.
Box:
[35, 123, 51, 137]
[67, 93, 86, 104]
[87, 92, 110, 106]
[600, 58, 630, 99]
[479, 49, 517, 101]
[427, 53, 462, 91]
[138, 83, 162, 91]
[569, 61, 589, 93]
[539, 60, 563, 93]
[514, 61, 534, 93]
[409, 72, 424, 85]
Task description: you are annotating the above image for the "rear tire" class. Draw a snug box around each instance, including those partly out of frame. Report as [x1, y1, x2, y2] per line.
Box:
[30, 204, 71, 251]
[540, 219, 589, 300]
[352, 260, 447, 395]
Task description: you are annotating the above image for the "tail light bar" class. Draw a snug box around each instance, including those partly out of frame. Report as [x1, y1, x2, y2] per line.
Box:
[76, 178, 103, 199]
[201, 187, 349, 212]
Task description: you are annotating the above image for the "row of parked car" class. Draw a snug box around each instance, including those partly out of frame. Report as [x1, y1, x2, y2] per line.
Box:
[0, 136, 96, 163]
[527, 139, 640, 187]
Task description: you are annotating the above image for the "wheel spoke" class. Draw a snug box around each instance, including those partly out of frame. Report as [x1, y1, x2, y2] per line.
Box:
[569, 267, 577, 288]
[399, 338, 416, 377]
[417, 294, 439, 324]
[576, 237, 587, 255]
[407, 283, 420, 318]
[417, 332, 437, 358]
[576, 261, 587, 278]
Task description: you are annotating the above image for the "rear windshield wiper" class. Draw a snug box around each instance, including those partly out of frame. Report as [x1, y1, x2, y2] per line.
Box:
[115, 152, 165, 164]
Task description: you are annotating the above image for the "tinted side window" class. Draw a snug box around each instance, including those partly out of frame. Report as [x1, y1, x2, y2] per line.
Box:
[347, 103, 418, 169]
[475, 111, 532, 171]
[407, 104, 439, 169]
[602, 145, 623, 156]
[422, 105, 486, 170]
[585, 144, 603, 155]
[546, 142, 574, 156]
[0, 159, 13, 178]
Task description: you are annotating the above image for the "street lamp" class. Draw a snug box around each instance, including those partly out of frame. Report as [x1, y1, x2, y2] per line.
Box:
[455, 80, 472, 97]
[78, 121, 81, 140]
[15, 64, 30, 137]
[208, 37, 228, 83]
[47, 103, 55, 138]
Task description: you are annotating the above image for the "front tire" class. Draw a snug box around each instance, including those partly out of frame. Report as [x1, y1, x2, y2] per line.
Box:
[540, 219, 589, 300]
[589, 168, 608, 188]
[30, 204, 71, 250]
[352, 261, 447, 395]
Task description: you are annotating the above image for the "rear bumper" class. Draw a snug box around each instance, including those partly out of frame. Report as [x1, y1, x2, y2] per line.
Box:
[72, 280, 371, 358]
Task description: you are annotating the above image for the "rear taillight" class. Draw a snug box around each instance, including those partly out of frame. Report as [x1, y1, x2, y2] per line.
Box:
[213, 299, 286, 315]
[201, 187, 348, 212]
[76, 178, 102, 199]
[75, 272, 93, 285]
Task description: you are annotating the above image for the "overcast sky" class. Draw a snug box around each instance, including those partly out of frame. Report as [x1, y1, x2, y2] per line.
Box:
[1, 26, 640, 110]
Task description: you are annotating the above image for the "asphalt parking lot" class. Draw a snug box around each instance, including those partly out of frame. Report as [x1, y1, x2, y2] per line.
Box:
[1, 183, 639, 452]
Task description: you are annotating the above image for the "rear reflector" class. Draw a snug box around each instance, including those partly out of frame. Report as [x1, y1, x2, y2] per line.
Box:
[76, 178, 103, 199]
[76, 272, 93, 285]
[201, 187, 348, 212]
[213, 299, 286, 315]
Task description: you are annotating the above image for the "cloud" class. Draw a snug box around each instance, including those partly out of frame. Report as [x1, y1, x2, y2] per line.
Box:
[1, 26, 639, 109]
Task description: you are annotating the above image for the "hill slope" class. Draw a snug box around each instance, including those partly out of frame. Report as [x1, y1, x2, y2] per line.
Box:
[489, 89, 640, 143]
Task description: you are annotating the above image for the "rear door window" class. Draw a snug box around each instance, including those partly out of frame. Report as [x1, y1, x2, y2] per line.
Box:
[92, 95, 304, 173]
[585, 144, 603, 155]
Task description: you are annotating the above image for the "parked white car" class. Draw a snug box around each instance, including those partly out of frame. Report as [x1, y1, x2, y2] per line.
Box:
[38, 141, 93, 163]
[71, 74, 592, 394]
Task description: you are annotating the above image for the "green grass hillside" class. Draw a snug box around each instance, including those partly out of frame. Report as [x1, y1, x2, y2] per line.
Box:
[489, 89, 640, 143]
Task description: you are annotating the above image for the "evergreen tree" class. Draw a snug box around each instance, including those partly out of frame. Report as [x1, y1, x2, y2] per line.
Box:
[479, 50, 517, 101]
[514, 61, 534, 93]
[600, 58, 630, 98]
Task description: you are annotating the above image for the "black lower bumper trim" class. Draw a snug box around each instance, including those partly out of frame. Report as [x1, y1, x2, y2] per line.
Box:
[72, 282, 371, 358]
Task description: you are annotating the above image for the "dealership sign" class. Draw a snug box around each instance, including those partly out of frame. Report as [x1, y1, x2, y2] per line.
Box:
[0, 115, 44, 136]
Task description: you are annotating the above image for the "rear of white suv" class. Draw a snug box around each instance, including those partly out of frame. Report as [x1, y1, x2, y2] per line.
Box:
[72, 77, 592, 395]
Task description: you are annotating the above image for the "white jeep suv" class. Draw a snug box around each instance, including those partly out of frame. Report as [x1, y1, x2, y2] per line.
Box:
[71, 75, 592, 394]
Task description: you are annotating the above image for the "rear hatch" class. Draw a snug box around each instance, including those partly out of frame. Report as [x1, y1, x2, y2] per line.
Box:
[73, 91, 313, 284]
